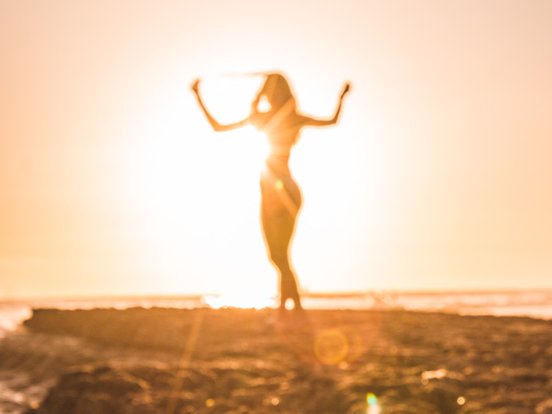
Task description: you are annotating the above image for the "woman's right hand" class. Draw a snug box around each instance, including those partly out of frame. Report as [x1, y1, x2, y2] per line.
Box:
[191, 79, 200, 94]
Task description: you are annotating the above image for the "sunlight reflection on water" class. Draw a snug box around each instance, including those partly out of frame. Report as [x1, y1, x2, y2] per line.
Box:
[0, 290, 551, 338]
[203, 294, 275, 309]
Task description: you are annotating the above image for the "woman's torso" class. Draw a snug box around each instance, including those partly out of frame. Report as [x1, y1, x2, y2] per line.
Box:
[253, 110, 304, 214]
[251, 111, 305, 176]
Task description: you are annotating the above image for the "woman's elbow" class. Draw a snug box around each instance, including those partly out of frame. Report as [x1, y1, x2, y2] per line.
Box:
[210, 122, 225, 132]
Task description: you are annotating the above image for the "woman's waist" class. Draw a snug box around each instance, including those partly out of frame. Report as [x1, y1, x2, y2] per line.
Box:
[266, 148, 291, 165]
[264, 158, 291, 176]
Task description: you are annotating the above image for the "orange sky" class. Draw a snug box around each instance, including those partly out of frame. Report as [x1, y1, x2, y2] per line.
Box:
[1, 0, 551, 298]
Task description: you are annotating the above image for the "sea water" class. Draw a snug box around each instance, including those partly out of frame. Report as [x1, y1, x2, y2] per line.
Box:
[1, 290, 551, 338]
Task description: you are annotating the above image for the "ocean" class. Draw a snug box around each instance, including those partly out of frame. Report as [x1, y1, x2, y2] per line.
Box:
[1, 290, 551, 339]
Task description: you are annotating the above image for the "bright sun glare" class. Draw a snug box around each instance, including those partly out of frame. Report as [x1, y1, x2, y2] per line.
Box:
[114, 72, 374, 300]
[204, 292, 275, 309]
[119, 76, 274, 300]
[198, 76, 271, 174]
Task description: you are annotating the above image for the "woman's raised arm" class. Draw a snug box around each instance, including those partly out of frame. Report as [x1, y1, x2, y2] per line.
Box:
[300, 82, 351, 127]
[191, 79, 248, 132]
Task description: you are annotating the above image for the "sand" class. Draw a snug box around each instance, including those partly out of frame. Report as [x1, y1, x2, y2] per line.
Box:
[0, 308, 551, 413]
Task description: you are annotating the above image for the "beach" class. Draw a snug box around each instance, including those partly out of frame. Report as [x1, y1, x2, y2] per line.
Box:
[0, 307, 551, 413]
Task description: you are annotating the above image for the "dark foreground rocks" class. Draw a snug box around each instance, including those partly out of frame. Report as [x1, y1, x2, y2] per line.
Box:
[10, 308, 552, 413]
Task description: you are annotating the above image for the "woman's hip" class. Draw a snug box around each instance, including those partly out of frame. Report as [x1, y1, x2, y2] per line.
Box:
[260, 172, 302, 214]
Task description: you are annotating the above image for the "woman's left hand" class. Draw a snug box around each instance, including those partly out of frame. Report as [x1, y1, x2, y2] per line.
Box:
[341, 82, 351, 99]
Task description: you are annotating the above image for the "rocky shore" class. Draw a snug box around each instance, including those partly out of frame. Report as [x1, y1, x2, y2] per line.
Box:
[0, 308, 550, 413]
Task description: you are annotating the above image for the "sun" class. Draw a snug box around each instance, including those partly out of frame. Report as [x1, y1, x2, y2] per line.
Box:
[193, 76, 271, 176]
[116, 75, 274, 298]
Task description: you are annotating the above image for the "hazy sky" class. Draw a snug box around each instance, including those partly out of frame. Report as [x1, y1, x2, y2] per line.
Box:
[1, 0, 551, 299]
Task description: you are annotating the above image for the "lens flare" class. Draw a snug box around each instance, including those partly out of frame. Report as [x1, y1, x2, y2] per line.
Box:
[366, 392, 381, 414]
[313, 329, 349, 365]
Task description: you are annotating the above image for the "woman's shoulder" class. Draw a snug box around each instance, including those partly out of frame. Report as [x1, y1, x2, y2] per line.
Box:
[249, 111, 268, 128]
[250, 110, 306, 133]
[292, 113, 314, 126]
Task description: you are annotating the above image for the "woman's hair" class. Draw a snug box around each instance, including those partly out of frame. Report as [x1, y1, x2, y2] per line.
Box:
[252, 73, 296, 114]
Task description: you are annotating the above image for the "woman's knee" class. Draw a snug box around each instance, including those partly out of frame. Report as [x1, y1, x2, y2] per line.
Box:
[265, 243, 289, 266]
[267, 250, 287, 267]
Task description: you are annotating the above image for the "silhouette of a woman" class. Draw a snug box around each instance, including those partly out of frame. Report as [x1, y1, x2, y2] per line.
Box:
[192, 73, 350, 311]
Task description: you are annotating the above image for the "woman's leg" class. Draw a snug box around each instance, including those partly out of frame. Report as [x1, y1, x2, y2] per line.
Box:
[261, 208, 302, 310]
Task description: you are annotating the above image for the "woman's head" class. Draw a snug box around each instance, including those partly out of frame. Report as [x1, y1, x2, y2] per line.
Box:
[252, 73, 296, 114]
